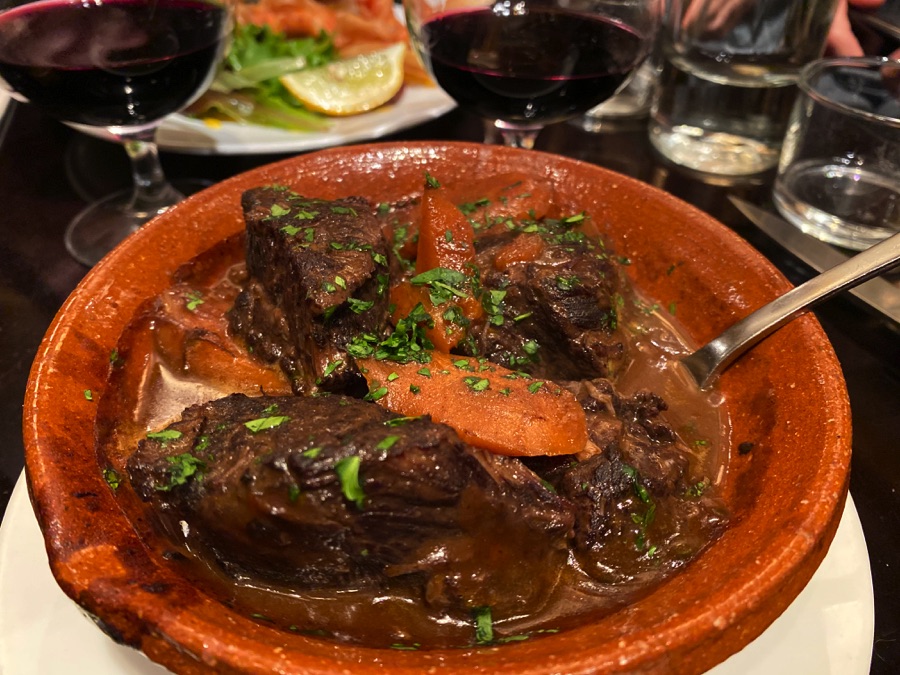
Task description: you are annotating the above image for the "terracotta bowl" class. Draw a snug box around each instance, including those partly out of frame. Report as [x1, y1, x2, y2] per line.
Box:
[23, 142, 851, 674]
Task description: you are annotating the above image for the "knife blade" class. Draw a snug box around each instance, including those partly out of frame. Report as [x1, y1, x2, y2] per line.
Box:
[729, 196, 900, 324]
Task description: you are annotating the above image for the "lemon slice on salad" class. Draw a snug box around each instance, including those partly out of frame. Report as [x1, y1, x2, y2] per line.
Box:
[280, 43, 406, 116]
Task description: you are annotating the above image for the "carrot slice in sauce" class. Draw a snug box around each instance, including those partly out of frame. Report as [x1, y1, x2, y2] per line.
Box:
[415, 186, 476, 275]
[359, 352, 587, 457]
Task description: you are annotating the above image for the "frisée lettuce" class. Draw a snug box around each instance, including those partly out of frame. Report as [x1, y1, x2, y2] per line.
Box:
[186, 23, 338, 131]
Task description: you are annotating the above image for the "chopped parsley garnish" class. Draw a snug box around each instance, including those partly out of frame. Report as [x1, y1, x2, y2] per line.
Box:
[556, 275, 580, 291]
[376, 435, 400, 452]
[621, 464, 656, 552]
[481, 289, 506, 326]
[347, 298, 374, 314]
[303, 447, 322, 459]
[184, 290, 204, 311]
[385, 416, 419, 427]
[335, 456, 365, 508]
[346, 303, 434, 363]
[83, 389, 93, 401]
[688, 480, 708, 497]
[323, 359, 343, 378]
[244, 415, 290, 432]
[330, 205, 357, 216]
[424, 171, 441, 189]
[473, 606, 493, 645]
[410, 267, 469, 306]
[157, 453, 205, 491]
[288, 484, 301, 502]
[463, 376, 490, 392]
[147, 429, 183, 444]
[102, 468, 120, 490]
[527, 381, 544, 394]
[269, 203, 290, 217]
[409, 384, 421, 394]
[364, 385, 388, 402]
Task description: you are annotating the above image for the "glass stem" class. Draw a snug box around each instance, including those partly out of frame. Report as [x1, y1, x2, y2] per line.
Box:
[485, 119, 542, 150]
[121, 128, 183, 217]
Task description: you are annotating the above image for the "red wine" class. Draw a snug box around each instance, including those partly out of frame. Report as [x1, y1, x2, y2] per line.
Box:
[422, 8, 648, 126]
[0, 0, 228, 127]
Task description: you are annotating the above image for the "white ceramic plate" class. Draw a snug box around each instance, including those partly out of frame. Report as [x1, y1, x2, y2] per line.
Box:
[72, 85, 455, 155]
[0, 473, 873, 674]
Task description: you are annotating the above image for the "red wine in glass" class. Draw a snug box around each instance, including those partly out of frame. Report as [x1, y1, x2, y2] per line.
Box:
[405, 0, 659, 148]
[425, 9, 644, 124]
[0, 0, 232, 266]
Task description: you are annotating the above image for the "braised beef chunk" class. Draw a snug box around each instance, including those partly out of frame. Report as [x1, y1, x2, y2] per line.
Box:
[532, 379, 727, 584]
[127, 393, 574, 616]
[228, 188, 391, 394]
[468, 224, 627, 380]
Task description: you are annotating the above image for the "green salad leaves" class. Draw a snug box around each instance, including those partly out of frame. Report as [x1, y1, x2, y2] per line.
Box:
[187, 24, 337, 130]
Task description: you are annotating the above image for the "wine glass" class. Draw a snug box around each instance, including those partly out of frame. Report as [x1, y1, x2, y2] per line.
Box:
[403, 0, 661, 149]
[0, 0, 233, 266]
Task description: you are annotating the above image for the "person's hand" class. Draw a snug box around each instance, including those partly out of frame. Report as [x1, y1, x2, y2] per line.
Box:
[827, 0, 889, 56]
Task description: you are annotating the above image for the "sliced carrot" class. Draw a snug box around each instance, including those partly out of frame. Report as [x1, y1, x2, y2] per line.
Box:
[358, 352, 587, 456]
[389, 280, 482, 353]
[492, 233, 546, 270]
[446, 172, 557, 235]
[415, 186, 476, 275]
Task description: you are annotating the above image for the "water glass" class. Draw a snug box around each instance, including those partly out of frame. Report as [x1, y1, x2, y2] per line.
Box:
[773, 57, 900, 251]
[649, 0, 839, 176]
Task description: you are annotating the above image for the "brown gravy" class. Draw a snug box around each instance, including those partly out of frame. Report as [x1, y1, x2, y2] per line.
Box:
[96, 230, 730, 649]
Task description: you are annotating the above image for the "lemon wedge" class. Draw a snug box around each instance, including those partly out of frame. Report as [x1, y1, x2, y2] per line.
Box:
[280, 43, 406, 116]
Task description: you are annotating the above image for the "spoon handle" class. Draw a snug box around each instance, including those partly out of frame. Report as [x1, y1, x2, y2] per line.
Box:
[683, 231, 900, 388]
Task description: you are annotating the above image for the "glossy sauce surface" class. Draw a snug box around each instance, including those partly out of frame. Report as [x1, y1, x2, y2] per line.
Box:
[96, 224, 730, 649]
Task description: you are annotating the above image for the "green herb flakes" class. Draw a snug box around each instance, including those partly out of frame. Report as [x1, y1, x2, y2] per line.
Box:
[103, 468, 120, 490]
[83, 389, 93, 401]
[365, 386, 388, 402]
[463, 376, 490, 392]
[244, 416, 290, 433]
[157, 453, 205, 491]
[347, 298, 374, 314]
[376, 435, 400, 452]
[270, 203, 291, 217]
[147, 429, 183, 444]
[323, 359, 343, 378]
[184, 290, 204, 311]
[473, 606, 493, 645]
[335, 456, 365, 508]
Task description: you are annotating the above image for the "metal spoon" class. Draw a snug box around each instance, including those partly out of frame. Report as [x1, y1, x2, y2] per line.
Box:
[682, 230, 900, 389]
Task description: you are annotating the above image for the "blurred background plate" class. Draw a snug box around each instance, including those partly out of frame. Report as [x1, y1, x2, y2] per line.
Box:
[71, 85, 455, 155]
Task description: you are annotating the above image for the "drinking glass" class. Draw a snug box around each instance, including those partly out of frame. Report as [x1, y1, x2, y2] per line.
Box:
[403, 0, 661, 149]
[0, 0, 233, 266]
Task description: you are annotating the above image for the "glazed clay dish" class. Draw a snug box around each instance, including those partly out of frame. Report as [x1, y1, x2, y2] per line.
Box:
[23, 142, 851, 674]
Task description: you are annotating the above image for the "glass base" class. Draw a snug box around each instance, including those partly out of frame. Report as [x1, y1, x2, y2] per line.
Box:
[649, 121, 780, 176]
[65, 178, 211, 267]
[773, 163, 900, 251]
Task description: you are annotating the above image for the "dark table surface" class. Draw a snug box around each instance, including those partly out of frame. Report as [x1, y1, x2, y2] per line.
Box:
[1, 101, 898, 672]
